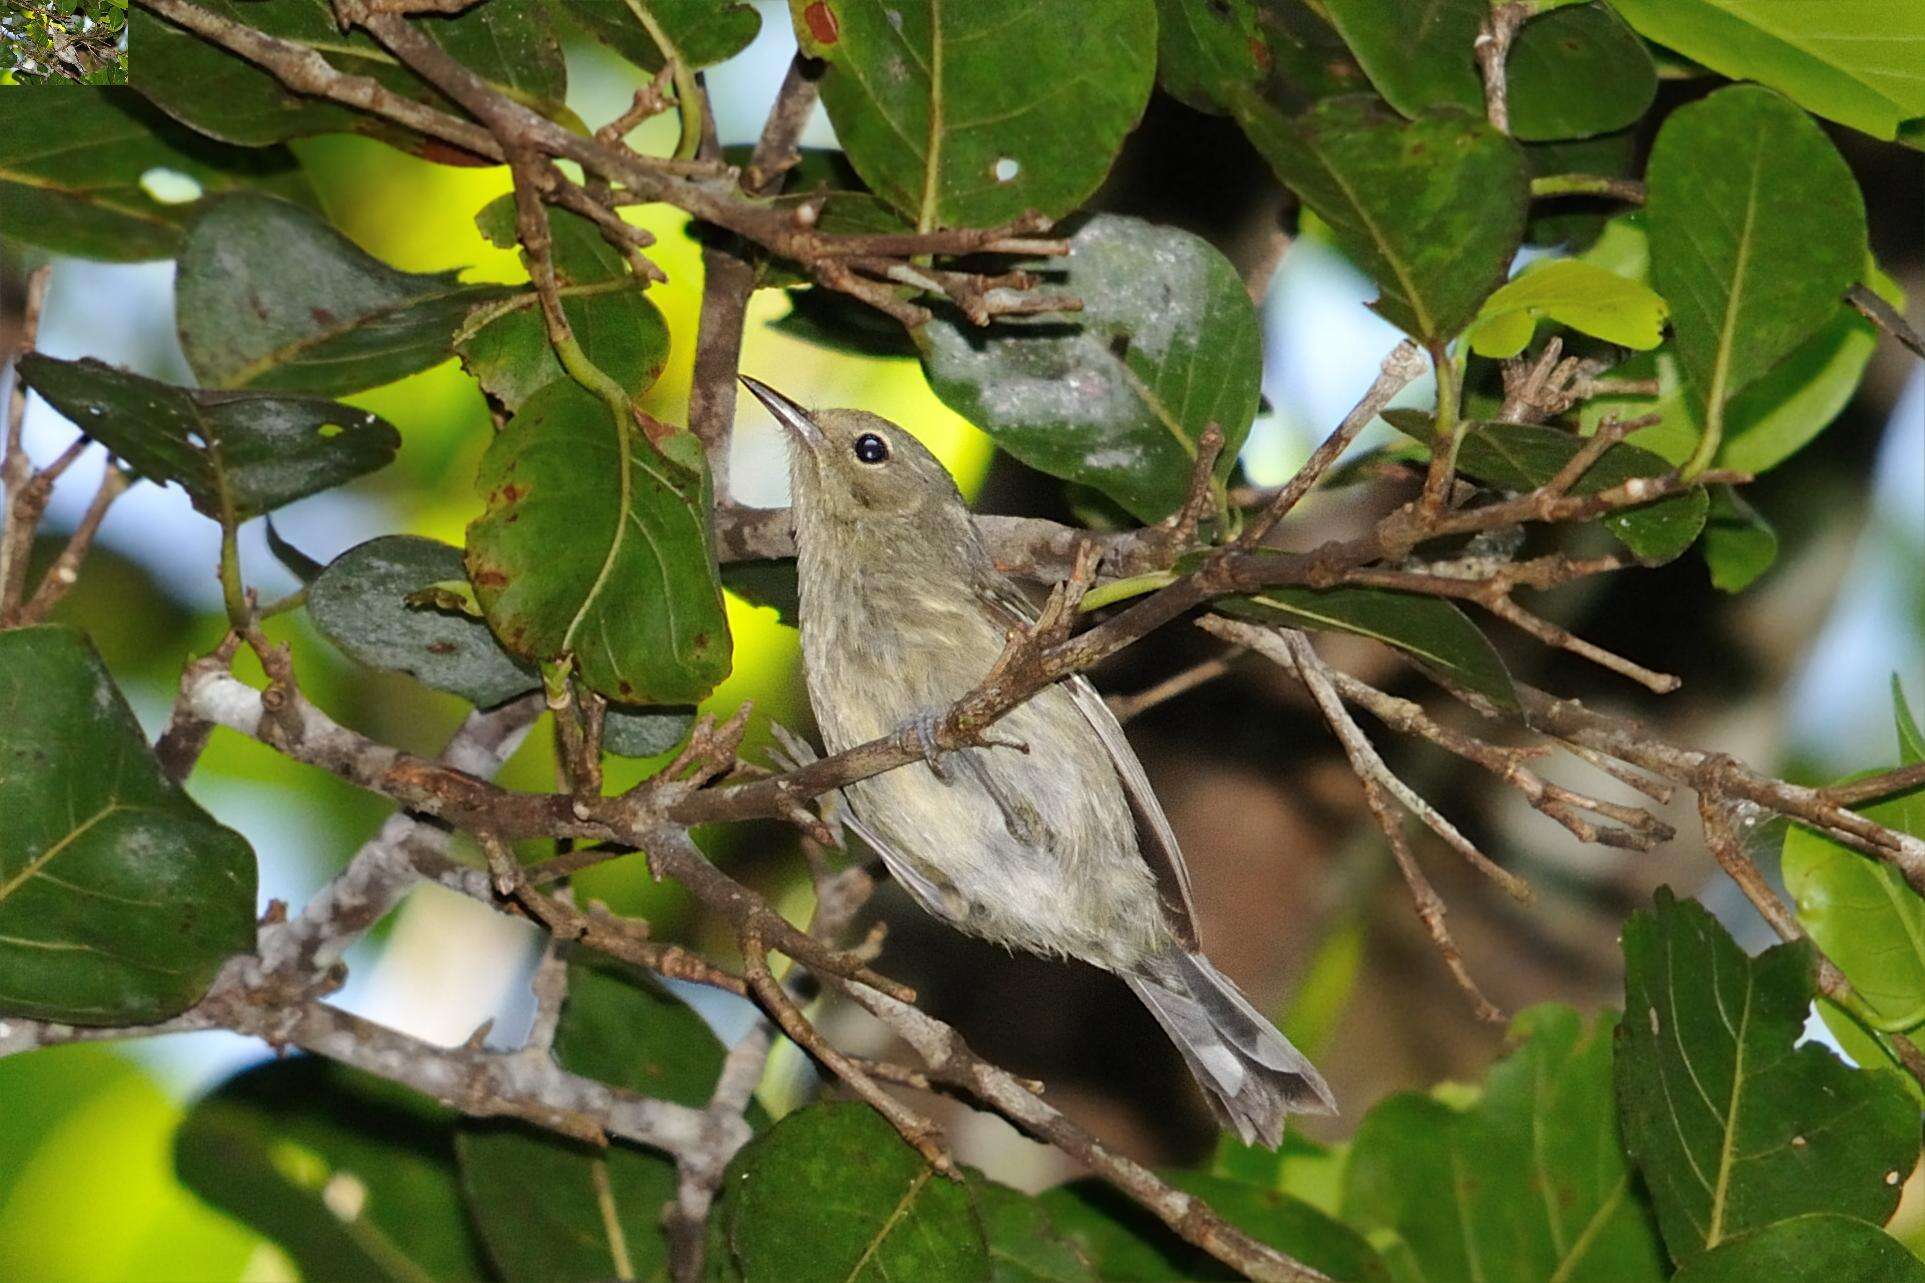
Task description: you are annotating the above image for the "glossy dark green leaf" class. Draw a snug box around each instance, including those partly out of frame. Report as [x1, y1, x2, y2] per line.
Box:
[797, 0, 1157, 229]
[309, 535, 540, 708]
[1646, 86, 1867, 450]
[554, 0, 759, 72]
[0, 627, 254, 1025]
[1388, 416, 1708, 564]
[974, 1180, 1098, 1283]
[1153, 0, 1366, 116]
[1344, 1005, 1666, 1283]
[1608, 0, 1925, 141]
[1238, 96, 1527, 342]
[1702, 486, 1777, 593]
[131, 0, 567, 150]
[466, 379, 732, 705]
[1615, 889, 1920, 1263]
[0, 87, 313, 262]
[1041, 1171, 1389, 1282]
[712, 1101, 988, 1283]
[1670, 1214, 1925, 1283]
[1218, 584, 1518, 711]
[459, 960, 754, 1283]
[1320, 0, 1652, 141]
[456, 197, 671, 411]
[175, 1057, 489, 1283]
[176, 194, 512, 395]
[720, 560, 801, 629]
[17, 354, 399, 521]
[919, 213, 1261, 523]
[1504, 4, 1657, 141]
[305, 535, 694, 753]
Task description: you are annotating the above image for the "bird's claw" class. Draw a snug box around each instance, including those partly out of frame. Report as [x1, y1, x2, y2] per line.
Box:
[903, 708, 954, 783]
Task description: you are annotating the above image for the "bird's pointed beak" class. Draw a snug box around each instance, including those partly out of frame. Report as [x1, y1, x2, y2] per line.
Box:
[738, 374, 824, 451]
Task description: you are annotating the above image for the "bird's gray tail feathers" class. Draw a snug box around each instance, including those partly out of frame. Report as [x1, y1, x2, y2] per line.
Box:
[1125, 951, 1336, 1148]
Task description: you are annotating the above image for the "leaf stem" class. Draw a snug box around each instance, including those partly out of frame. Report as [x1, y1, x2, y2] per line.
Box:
[1529, 173, 1646, 203]
[218, 519, 249, 627]
[1078, 570, 1179, 613]
[621, 0, 704, 160]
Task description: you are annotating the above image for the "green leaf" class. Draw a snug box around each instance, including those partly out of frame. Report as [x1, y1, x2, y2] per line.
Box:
[131, 0, 567, 150]
[1320, 0, 1652, 140]
[1670, 1214, 1925, 1283]
[1783, 775, 1925, 1034]
[974, 1181, 1098, 1283]
[1211, 1132, 1350, 1219]
[175, 1057, 490, 1283]
[1615, 889, 1920, 1263]
[306, 535, 695, 753]
[554, 0, 760, 72]
[17, 354, 400, 521]
[918, 213, 1261, 523]
[1645, 85, 1867, 463]
[465, 379, 732, 705]
[0, 627, 254, 1025]
[1702, 485, 1777, 593]
[1504, 4, 1657, 141]
[1465, 259, 1668, 359]
[799, 0, 1157, 229]
[1216, 584, 1518, 711]
[309, 535, 540, 709]
[176, 194, 512, 395]
[1395, 417, 1709, 564]
[1343, 1004, 1667, 1283]
[1041, 1171, 1390, 1282]
[458, 960, 757, 1283]
[1152, 0, 1366, 116]
[1897, 677, 1924, 765]
[456, 197, 670, 411]
[712, 1101, 988, 1283]
[0, 87, 313, 262]
[1607, 0, 1925, 141]
[1238, 96, 1527, 342]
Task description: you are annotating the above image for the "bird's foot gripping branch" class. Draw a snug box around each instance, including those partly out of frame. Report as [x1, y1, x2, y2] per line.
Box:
[4, 1, 1925, 1280]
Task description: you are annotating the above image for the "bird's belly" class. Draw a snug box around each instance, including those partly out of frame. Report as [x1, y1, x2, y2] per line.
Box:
[835, 686, 1170, 971]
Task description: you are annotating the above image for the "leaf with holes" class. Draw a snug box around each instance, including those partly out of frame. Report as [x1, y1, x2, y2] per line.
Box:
[0, 87, 314, 263]
[0, 627, 255, 1025]
[458, 960, 763, 1282]
[1319, 0, 1653, 140]
[1237, 96, 1527, 342]
[1608, 0, 1925, 141]
[1041, 1171, 1389, 1282]
[455, 196, 670, 411]
[1216, 583, 1518, 711]
[554, 0, 759, 72]
[176, 194, 513, 395]
[1466, 259, 1668, 359]
[18, 354, 399, 521]
[711, 1101, 987, 1282]
[131, 0, 567, 151]
[796, 0, 1157, 229]
[465, 379, 731, 705]
[919, 214, 1260, 523]
[176, 1057, 489, 1283]
[1344, 1005, 1667, 1283]
[1615, 889, 1920, 1264]
[1646, 86, 1866, 457]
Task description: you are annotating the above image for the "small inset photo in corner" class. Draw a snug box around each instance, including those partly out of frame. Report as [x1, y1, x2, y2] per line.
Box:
[2, 0, 128, 86]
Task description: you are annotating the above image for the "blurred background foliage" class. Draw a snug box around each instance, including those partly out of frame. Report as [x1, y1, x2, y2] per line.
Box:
[0, 2, 1920, 1278]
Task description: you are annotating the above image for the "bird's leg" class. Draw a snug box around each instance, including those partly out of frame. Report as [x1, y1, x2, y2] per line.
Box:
[956, 753, 1047, 845]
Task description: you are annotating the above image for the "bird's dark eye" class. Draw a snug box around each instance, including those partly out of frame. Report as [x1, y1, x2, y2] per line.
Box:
[852, 433, 889, 464]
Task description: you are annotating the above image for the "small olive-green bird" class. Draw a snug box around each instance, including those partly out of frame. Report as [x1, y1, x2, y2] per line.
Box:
[742, 375, 1334, 1145]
